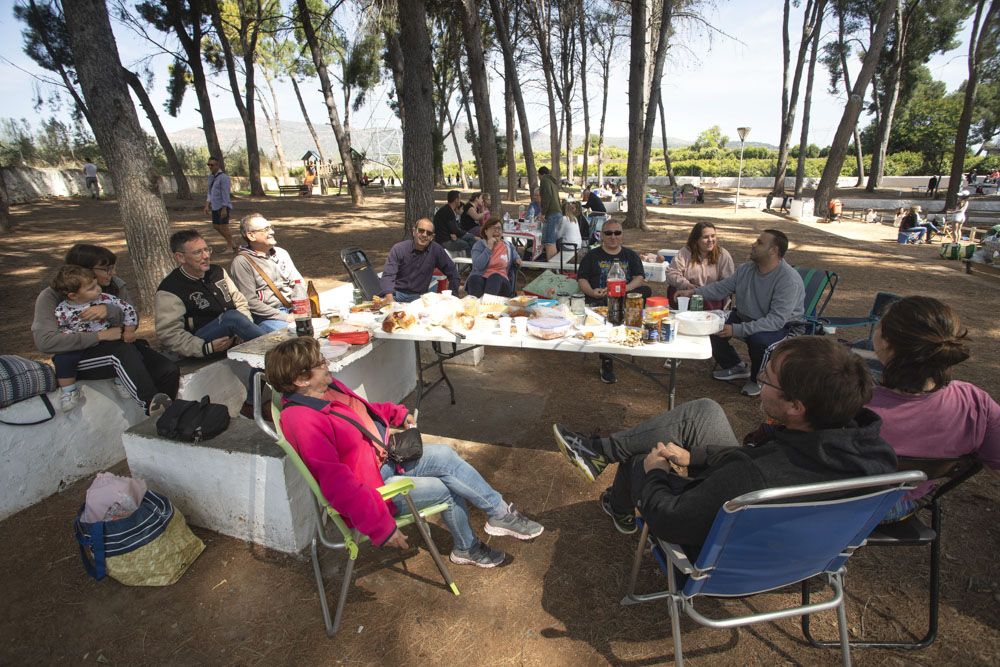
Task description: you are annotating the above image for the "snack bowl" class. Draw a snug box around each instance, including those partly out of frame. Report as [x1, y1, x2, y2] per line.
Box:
[527, 317, 572, 340]
[674, 311, 724, 336]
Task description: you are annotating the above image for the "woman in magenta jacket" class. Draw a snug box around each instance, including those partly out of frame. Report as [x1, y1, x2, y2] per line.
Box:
[265, 337, 543, 568]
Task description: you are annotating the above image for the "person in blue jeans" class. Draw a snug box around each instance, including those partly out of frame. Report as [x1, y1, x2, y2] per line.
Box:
[538, 166, 563, 260]
[269, 336, 544, 567]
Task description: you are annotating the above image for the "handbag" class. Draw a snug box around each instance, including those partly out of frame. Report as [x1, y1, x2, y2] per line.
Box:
[156, 396, 230, 442]
[328, 410, 423, 464]
[0, 355, 57, 425]
[74, 489, 205, 586]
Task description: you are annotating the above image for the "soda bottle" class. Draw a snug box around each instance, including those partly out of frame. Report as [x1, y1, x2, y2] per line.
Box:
[606, 260, 627, 325]
[307, 280, 321, 318]
[291, 280, 310, 317]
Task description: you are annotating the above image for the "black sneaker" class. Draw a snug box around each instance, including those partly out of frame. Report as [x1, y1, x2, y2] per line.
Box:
[552, 424, 609, 482]
[600, 489, 637, 534]
[600, 357, 617, 384]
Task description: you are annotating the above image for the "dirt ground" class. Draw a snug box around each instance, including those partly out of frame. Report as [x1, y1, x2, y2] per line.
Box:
[1, 188, 998, 665]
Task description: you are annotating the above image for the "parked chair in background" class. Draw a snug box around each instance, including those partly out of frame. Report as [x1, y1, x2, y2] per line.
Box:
[339, 247, 382, 301]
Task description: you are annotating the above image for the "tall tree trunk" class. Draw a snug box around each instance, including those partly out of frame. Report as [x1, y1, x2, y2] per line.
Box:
[505, 75, 517, 201]
[835, 7, 866, 186]
[398, 0, 435, 234]
[774, 0, 792, 194]
[445, 103, 470, 190]
[657, 96, 676, 186]
[794, 2, 824, 198]
[63, 0, 174, 312]
[814, 0, 899, 215]
[597, 38, 612, 185]
[488, 0, 537, 194]
[0, 170, 12, 231]
[945, 0, 999, 209]
[123, 67, 191, 200]
[578, 7, 591, 187]
[165, 0, 224, 163]
[459, 0, 500, 212]
[772, 0, 819, 195]
[261, 70, 289, 179]
[384, 29, 406, 128]
[627, 0, 670, 229]
[528, 1, 561, 181]
[457, 74, 481, 179]
[295, 0, 364, 206]
[290, 74, 327, 192]
[565, 103, 574, 186]
[867, 6, 908, 191]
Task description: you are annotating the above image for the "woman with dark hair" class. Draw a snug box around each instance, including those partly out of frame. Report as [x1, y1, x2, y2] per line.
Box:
[867, 296, 999, 518]
[666, 221, 736, 309]
[32, 244, 179, 414]
[465, 218, 520, 297]
[266, 336, 543, 567]
[460, 192, 486, 238]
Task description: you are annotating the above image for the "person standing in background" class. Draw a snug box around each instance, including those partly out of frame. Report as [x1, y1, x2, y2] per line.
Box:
[204, 157, 236, 254]
[82, 158, 99, 199]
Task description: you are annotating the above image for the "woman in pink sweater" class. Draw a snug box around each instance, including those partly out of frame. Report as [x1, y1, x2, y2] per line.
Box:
[867, 296, 999, 519]
[666, 222, 736, 309]
[266, 337, 543, 568]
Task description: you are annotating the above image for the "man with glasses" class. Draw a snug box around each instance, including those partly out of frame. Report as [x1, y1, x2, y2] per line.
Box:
[203, 156, 236, 253]
[155, 230, 266, 359]
[551, 336, 897, 548]
[576, 218, 649, 383]
[379, 217, 460, 303]
[230, 213, 304, 332]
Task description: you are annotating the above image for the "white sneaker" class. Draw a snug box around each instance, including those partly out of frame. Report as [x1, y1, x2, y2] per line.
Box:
[712, 363, 750, 381]
[112, 379, 132, 400]
[60, 388, 82, 412]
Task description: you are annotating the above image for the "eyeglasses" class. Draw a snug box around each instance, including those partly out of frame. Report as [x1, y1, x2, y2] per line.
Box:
[305, 360, 327, 373]
[93, 265, 117, 275]
[757, 363, 782, 393]
[603, 230, 623, 236]
[186, 247, 213, 257]
[415, 229, 435, 236]
[250, 225, 272, 234]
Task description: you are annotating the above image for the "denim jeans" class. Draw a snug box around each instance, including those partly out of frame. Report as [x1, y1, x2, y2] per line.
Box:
[542, 212, 562, 246]
[253, 307, 291, 333]
[380, 444, 506, 551]
[393, 290, 423, 303]
[193, 309, 267, 342]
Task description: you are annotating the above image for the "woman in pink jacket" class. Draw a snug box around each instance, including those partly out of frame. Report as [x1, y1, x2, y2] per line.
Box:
[266, 337, 543, 568]
[666, 222, 736, 309]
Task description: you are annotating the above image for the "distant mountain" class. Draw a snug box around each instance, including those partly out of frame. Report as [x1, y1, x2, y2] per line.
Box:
[167, 118, 775, 165]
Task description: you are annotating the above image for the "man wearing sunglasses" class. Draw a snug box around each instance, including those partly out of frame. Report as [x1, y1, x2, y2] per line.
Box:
[380, 218, 461, 303]
[577, 218, 650, 383]
[552, 336, 897, 548]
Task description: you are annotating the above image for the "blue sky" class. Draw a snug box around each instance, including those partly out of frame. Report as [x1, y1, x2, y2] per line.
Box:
[0, 0, 975, 148]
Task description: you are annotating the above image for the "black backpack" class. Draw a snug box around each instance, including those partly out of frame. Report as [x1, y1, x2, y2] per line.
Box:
[156, 396, 230, 442]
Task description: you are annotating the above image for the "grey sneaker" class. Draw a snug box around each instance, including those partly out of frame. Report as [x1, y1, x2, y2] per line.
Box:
[740, 380, 762, 397]
[450, 541, 507, 568]
[712, 362, 750, 381]
[59, 388, 82, 413]
[485, 507, 544, 540]
[552, 424, 609, 482]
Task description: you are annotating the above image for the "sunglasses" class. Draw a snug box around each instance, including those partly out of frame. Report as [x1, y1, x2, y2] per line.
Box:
[415, 229, 435, 236]
[603, 230, 623, 236]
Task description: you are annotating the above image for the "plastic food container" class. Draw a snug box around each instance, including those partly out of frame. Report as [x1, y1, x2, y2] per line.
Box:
[527, 317, 572, 340]
[674, 311, 724, 336]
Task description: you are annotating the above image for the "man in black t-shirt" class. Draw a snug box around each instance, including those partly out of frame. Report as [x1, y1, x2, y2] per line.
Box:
[583, 187, 607, 214]
[433, 190, 474, 253]
[577, 219, 650, 384]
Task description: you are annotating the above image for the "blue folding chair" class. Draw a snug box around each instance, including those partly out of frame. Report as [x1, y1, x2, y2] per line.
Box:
[621, 471, 926, 667]
[809, 291, 901, 342]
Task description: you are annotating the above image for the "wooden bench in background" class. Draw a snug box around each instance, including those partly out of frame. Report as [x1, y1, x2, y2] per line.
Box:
[277, 184, 302, 197]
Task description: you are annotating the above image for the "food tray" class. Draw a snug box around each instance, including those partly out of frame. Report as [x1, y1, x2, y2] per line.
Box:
[674, 311, 724, 336]
[526, 317, 572, 340]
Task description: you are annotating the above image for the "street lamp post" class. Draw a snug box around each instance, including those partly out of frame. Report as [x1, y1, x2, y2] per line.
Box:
[735, 127, 751, 211]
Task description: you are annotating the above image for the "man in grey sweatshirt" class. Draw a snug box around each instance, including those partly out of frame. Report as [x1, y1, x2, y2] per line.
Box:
[678, 229, 805, 396]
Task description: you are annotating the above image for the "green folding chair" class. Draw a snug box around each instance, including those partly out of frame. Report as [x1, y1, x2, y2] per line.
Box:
[795, 267, 838, 334]
[257, 376, 459, 636]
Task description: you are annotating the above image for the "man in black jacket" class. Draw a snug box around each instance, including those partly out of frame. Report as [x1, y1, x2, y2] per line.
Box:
[552, 336, 897, 548]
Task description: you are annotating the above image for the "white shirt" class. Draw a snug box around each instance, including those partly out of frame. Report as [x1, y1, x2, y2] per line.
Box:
[559, 215, 583, 249]
[83, 162, 98, 178]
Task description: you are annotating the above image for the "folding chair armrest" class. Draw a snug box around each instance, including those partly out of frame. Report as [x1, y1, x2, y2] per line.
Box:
[657, 538, 696, 575]
[378, 478, 416, 499]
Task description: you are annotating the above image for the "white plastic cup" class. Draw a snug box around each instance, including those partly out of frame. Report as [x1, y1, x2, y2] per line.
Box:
[677, 296, 690, 312]
[497, 316, 512, 336]
[441, 289, 453, 298]
[514, 316, 528, 336]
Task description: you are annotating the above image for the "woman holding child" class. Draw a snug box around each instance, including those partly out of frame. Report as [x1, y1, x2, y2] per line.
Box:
[266, 336, 543, 567]
[32, 244, 178, 414]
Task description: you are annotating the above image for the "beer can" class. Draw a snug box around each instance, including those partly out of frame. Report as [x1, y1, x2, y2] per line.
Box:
[690, 295, 704, 311]
[659, 316, 676, 343]
[295, 316, 314, 338]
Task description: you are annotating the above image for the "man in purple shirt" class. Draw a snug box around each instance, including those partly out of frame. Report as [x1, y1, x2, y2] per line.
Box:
[380, 217, 461, 303]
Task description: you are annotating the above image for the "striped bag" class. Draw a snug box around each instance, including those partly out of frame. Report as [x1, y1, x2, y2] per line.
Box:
[0, 355, 57, 425]
[74, 490, 205, 586]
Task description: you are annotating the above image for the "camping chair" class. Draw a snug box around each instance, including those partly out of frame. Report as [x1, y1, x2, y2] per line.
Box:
[621, 471, 926, 667]
[802, 456, 983, 650]
[794, 267, 838, 334]
[340, 247, 382, 300]
[587, 213, 608, 243]
[809, 291, 901, 341]
[252, 374, 459, 636]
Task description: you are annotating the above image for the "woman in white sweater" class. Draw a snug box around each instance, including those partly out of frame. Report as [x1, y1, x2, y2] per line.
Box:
[666, 221, 736, 309]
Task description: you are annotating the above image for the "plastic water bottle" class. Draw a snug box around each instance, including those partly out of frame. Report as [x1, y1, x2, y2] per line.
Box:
[291, 280, 309, 317]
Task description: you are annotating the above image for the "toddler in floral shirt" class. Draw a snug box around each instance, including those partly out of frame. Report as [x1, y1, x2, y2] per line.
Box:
[51, 265, 138, 411]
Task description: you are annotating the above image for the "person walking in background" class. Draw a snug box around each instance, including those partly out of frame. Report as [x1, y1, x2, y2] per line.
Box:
[204, 157, 236, 254]
[538, 166, 563, 261]
[927, 175, 939, 199]
[82, 158, 99, 199]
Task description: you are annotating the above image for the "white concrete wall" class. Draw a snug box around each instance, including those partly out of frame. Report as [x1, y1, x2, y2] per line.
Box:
[0, 379, 145, 520]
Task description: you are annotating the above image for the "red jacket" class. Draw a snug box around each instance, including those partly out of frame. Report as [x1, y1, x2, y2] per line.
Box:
[280, 380, 410, 545]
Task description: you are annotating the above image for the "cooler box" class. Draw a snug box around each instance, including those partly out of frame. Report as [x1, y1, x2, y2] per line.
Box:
[643, 261, 667, 283]
[658, 249, 678, 264]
